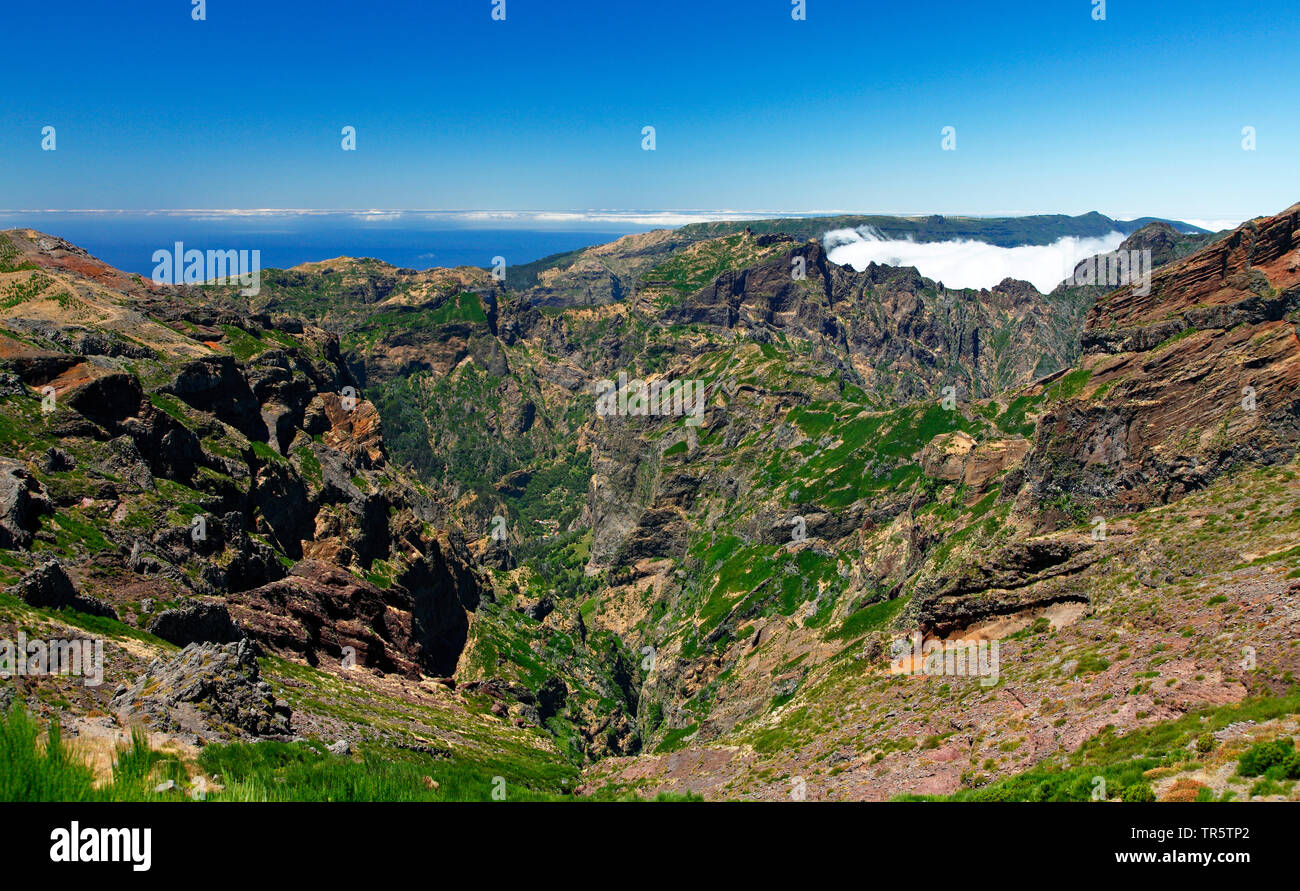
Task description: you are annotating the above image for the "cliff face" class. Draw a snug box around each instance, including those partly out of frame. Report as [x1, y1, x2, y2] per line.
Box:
[663, 237, 1082, 399]
[1023, 206, 1300, 511]
[1088, 207, 1299, 329]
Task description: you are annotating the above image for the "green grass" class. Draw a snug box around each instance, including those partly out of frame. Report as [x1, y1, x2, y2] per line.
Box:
[831, 597, 906, 640]
[655, 723, 699, 754]
[994, 394, 1042, 436]
[344, 293, 489, 351]
[0, 395, 55, 450]
[1090, 378, 1118, 400]
[1042, 368, 1092, 402]
[249, 439, 287, 465]
[1151, 327, 1197, 353]
[1073, 652, 1111, 676]
[427, 291, 488, 325]
[0, 706, 184, 802]
[0, 707, 97, 801]
[43, 510, 113, 554]
[149, 392, 192, 425]
[198, 738, 567, 801]
[773, 402, 975, 509]
[293, 445, 323, 485]
[220, 325, 270, 362]
[0, 704, 575, 802]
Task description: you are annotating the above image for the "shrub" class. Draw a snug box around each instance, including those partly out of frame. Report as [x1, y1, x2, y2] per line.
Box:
[1237, 738, 1300, 779]
[1122, 783, 1156, 802]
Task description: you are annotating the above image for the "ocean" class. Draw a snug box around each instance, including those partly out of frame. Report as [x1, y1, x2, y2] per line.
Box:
[0, 211, 657, 276]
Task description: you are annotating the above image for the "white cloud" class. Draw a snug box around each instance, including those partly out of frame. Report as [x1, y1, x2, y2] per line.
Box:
[822, 228, 1128, 293]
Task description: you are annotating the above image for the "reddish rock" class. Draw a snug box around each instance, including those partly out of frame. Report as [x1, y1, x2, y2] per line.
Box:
[1022, 204, 1300, 513]
[228, 552, 476, 678]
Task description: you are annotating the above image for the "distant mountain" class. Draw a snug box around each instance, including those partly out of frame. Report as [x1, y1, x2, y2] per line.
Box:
[505, 211, 1211, 306]
[678, 210, 1211, 244]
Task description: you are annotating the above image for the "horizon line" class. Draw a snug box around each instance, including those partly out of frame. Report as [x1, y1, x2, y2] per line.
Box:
[0, 208, 1251, 230]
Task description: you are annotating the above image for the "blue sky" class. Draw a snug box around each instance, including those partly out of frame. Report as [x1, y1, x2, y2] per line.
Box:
[1, 0, 1296, 221]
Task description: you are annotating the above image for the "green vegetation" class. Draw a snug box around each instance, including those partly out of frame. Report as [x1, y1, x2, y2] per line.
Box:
[905, 688, 1300, 802]
[1237, 738, 1300, 780]
[1152, 327, 1197, 353]
[428, 291, 488, 325]
[832, 597, 906, 640]
[655, 723, 699, 754]
[1042, 368, 1091, 402]
[642, 234, 789, 297]
[249, 439, 287, 465]
[0, 234, 38, 274]
[196, 738, 564, 802]
[0, 704, 577, 802]
[0, 707, 185, 802]
[1121, 782, 1156, 802]
[1073, 652, 1111, 676]
[342, 293, 488, 352]
[220, 324, 269, 361]
[770, 402, 976, 509]
[994, 394, 1042, 436]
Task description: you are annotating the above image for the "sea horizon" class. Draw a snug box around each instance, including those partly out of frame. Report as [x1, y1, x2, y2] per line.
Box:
[0, 208, 1245, 281]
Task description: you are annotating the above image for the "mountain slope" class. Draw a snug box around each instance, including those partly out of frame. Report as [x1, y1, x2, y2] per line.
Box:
[1, 205, 1296, 802]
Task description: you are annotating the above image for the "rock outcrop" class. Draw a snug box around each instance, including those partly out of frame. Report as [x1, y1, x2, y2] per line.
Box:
[110, 639, 291, 738]
[0, 458, 49, 549]
[146, 600, 245, 647]
[228, 554, 478, 678]
[9, 561, 117, 619]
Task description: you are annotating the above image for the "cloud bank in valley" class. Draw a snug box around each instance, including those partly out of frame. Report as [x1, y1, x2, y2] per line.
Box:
[823, 228, 1128, 293]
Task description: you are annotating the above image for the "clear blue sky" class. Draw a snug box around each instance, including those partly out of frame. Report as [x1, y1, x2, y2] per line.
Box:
[1, 0, 1296, 221]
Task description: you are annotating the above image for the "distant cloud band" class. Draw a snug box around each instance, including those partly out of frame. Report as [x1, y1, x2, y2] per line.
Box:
[823, 227, 1128, 293]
